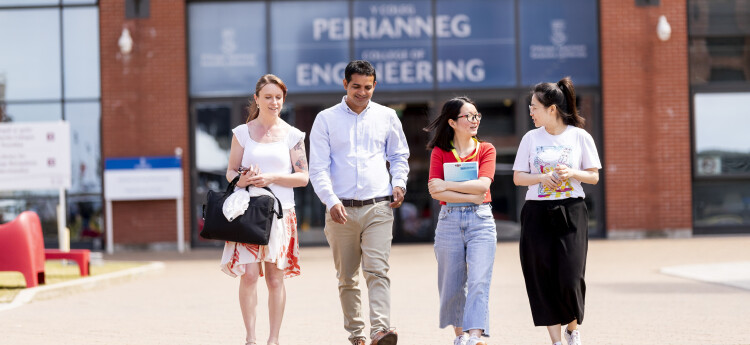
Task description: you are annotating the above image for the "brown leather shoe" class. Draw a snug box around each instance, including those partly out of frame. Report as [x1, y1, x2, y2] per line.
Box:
[370, 329, 398, 345]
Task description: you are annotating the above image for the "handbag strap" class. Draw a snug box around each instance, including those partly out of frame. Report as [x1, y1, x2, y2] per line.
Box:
[259, 186, 284, 220]
[226, 175, 241, 192]
[227, 175, 284, 220]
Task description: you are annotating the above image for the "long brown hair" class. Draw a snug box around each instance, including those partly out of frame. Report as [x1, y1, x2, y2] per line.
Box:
[245, 74, 288, 123]
[532, 76, 585, 128]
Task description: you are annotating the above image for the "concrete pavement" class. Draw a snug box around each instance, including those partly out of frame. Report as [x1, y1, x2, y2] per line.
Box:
[1, 236, 749, 344]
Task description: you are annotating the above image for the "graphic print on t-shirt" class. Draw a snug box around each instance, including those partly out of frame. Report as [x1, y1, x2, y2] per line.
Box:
[534, 145, 573, 198]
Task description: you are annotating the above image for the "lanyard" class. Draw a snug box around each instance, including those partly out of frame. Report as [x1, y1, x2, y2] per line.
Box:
[450, 137, 480, 162]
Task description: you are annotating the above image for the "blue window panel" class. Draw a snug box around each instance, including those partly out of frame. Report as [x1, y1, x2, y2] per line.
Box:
[4, 102, 62, 122]
[271, 1, 350, 93]
[437, 0, 516, 89]
[0, 9, 61, 101]
[66, 101, 101, 194]
[63, 7, 100, 100]
[0, 0, 59, 7]
[189, 2, 267, 97]
[63, 0, 96, 4]
[353, 0, 433, 91]
[519, 0, 600, 86]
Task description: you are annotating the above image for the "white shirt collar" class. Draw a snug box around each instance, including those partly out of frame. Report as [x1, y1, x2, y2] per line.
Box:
[340, 96, 371, 115]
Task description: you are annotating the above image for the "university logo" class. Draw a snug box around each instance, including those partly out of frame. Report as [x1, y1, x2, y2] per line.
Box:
[220, 29, 238, 56]
[200, 28, 256, 68]
[530, 19, 587, 60]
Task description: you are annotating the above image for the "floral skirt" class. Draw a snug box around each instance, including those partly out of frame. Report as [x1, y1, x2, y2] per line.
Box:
[220, 208, 300, 279]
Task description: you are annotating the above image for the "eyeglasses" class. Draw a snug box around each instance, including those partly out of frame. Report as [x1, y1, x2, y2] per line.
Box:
[529, 104, 546, 113]
[457, 112, 482, 122]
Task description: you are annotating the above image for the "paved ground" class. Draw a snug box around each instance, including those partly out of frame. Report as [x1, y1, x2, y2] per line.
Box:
[1, 236, 750, 345]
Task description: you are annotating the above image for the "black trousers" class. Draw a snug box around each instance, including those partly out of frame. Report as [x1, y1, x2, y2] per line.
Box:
[519, 197, 588, 326]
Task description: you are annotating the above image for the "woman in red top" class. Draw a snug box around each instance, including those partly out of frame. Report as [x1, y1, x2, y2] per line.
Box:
[424, 97, 497, 345]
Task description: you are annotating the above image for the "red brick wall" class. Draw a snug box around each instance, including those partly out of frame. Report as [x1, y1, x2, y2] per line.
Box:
[100, 0, 190, 245]
[600, 0, 692, 234]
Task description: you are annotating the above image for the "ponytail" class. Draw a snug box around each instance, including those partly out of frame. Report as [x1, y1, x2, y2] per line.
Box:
[556, 77, 585, 128]
[245, 99, 259, 122]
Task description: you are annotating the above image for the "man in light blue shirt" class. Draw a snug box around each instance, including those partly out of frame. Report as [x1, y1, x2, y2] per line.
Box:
[310, 60, 409, 345]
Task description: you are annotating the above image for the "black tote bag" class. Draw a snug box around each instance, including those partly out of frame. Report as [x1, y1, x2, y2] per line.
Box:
[200, 176, 283, 245]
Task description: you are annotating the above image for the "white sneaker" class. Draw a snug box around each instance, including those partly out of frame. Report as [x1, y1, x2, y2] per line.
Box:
[454, 334, 468, 345]
[564, 329, 581, 345]
[466, 335, 487, 345]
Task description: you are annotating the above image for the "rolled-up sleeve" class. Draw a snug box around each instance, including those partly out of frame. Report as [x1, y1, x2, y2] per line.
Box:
[309, 115, 340, 210]
[386, 112, 410, 191]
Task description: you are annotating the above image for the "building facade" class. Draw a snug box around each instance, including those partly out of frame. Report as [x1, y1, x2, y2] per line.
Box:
[1, 0, 748, 250]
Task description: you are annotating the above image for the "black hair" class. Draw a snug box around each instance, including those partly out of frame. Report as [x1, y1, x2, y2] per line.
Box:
[423, 96, 477, 152]
[344, 60, 377, 83]
[531, 76, 585, 128]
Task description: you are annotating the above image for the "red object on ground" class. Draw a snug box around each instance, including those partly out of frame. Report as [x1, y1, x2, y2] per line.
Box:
[44, 249, 91, 277]
[0, 211, 46, 287]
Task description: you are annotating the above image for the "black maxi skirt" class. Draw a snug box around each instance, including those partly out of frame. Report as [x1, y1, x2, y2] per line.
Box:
[519, 197, 588, 326]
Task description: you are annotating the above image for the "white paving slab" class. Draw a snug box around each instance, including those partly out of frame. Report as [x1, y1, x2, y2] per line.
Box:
[661, 261, 750, 291]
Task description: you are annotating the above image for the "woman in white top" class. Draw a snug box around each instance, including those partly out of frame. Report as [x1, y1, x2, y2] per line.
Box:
[221, 74, 308, 345]
[512, 77, 601, 345]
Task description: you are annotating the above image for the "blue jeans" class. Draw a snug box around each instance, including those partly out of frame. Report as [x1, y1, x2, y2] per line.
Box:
[434, 204, 497, 336]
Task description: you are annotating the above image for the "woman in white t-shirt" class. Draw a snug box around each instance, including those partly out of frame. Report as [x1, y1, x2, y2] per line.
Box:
[512, 77, 601, 345]
[221, 74, 308, 345]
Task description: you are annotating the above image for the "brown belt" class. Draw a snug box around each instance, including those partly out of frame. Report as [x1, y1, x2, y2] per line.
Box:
[340, 196, 393, 207]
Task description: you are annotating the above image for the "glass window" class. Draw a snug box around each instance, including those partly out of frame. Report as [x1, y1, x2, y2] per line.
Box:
[67, 194, 103, 247]
[694, 92, 750, 176]
[0, 189, 58, 198]
[689, 0, 750, 84]
[0, 0, 58, 6]
[477, 100, 515, 146]
[694, 180, 750, 227]
[477, 100, 519, 238]
[287, 104, 326, 233]
[188, 2, 266, 97]
[4, 102, 62, 122]
[63, 0, 96, 4]
[386, 103, 432, 241]
[63, 7, 100, 100]
[0, 9, 61, 101]
[689, 0, 750, 36]
[0, 196, 60, 237]
[66, 101, 101, 194]
[195, 103, 232, 172]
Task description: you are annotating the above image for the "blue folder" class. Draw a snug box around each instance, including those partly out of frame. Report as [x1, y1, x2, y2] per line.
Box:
[443, 162, 478, 207]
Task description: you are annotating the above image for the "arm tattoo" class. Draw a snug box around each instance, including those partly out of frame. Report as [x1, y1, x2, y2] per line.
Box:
[293, 139, 308, 172]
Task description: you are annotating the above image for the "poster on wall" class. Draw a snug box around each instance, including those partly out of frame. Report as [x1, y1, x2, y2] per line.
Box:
[437, 0, 516, 89]
[271, 1, 350, 92]
[188, 2, 267, 97]
[519, 0, 600, 86]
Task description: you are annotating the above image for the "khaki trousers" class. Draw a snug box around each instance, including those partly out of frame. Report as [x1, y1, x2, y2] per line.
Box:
[324, 201, 394, 341]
